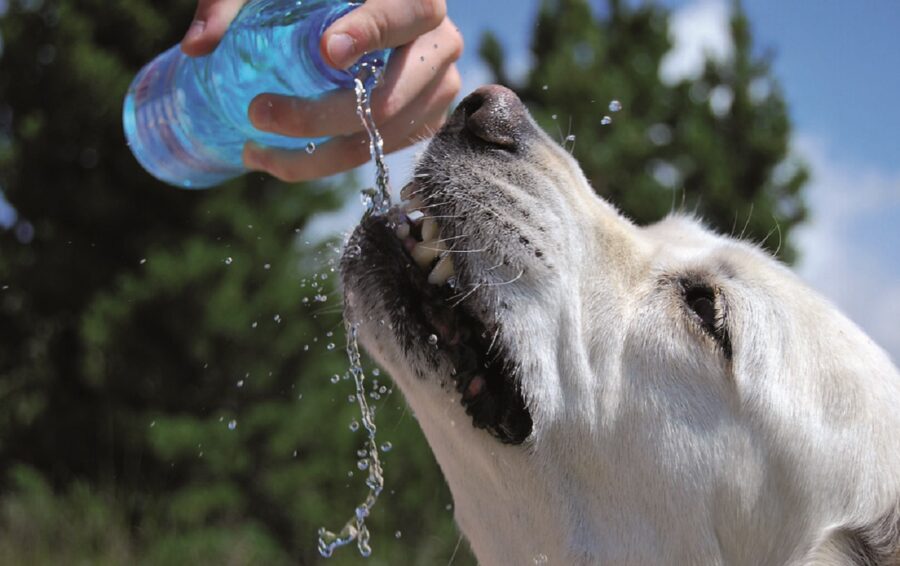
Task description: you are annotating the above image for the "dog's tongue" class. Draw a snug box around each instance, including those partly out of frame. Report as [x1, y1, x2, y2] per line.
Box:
[465, 375, 486, 400]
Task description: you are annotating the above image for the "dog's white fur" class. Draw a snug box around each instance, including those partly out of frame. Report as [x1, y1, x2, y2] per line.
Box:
[343, 90, 900, 565]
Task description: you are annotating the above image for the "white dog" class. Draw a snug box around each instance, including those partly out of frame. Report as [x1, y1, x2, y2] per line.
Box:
[341, 85, 900, 565]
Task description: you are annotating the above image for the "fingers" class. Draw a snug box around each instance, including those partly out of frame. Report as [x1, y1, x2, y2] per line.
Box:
[322, 0, 447, 69]
[243, 65, 460, 183]
[180, 0, 246, 57]
[248, 17, 463, 138]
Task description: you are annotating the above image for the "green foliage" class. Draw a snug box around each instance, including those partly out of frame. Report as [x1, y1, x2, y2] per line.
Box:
[0, 0, 804, 563]
[0, 0, 470, 562]
[0, 466, 134, 565]
[482, 0, 807, 263]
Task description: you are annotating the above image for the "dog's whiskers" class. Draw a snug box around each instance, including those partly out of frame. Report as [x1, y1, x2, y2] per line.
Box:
[486, 326, 501, 357]
[448, 282, 482, 309]
[738, 202, 755, 241]
[484, 269, 524, 287]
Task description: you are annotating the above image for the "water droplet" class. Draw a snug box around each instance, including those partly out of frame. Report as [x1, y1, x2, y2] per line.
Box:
[330, 374, 341, 384]
[263, 263, 271, 270]
[427, 334, 438, 346]
[224, 257, 233, 265]
[349, 420, 359, 432]
[273, 314, 282, 323]
[149, 420, 156, 428]
[293, 450, 298, 457]
[326, 343, 336, 350]
[227, 419, 237, 430]
[380, 442, 392, 453]
[139, 258, 147, 264]
[445, 503, 453, 511]
[601, 116, 612, 126]
[565, 134, 576, 142]
[236, 379, 244, 388]
[357, 449, 368, 458]
[394, 530, 402, 539]
[348, 394, 357, 403]
[608, 99, 622, 112]
[305, 142, 316, 154]
[542, 84, 549, 90]
[357, 459, 369, 471]
[251, 321, 258, 328]
[551, 114, 558, 120]
[371, 368, 380, 377]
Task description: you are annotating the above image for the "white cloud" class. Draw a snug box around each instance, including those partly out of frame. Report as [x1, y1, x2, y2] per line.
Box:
[659, 0, 734, 85]
[793, 134, 900, 362]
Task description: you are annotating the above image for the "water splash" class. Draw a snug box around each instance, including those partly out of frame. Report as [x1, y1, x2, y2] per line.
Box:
[317, 58, 393, 561]
[354, 63, 392, 217]
[317, 324, 385, 558]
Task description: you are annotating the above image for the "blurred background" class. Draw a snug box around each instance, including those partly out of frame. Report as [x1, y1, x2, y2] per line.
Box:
[0, 0, 896, 563]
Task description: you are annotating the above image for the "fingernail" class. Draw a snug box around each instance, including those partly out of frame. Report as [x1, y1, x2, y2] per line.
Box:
[326, 33, 356, 69]
[250, 97, 273, 129]
[183, 19, 206, 43]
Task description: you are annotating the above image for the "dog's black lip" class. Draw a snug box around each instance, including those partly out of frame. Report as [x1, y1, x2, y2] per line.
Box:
[341, 210, 533, 445]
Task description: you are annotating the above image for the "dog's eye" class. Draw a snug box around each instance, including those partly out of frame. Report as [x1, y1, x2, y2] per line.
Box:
[682, 282, 732, 358]
[685, 286, 718, 332]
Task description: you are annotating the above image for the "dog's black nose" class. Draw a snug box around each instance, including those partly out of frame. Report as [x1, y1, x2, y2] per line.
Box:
[455, 85, 529, 149]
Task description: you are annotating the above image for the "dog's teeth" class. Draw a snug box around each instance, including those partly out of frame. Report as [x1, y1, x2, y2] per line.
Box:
[411, 239, 445, 269]
[405, 195, 426, 212]
[395, 223, 410, 239]
[400, 181, 418, 201]
[428, 254, 455, 285]
[422, 218, 439, 241]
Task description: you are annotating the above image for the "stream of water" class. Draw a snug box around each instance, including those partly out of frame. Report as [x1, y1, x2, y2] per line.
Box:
[316, 61, 392, 559]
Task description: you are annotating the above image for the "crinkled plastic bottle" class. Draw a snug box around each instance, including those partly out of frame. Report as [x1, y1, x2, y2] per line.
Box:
[123, 0, 389, 188]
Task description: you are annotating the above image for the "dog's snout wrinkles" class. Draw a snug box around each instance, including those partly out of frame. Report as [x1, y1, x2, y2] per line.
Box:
[457, 84, 528, 149]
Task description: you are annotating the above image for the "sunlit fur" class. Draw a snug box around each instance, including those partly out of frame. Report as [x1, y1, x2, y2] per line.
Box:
[342, 90, 900, 565]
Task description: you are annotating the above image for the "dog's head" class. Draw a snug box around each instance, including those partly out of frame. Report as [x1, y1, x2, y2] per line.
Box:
[341, 86, 900, 564]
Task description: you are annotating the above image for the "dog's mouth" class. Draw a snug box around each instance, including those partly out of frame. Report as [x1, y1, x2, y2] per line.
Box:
[342, 86, 543, 444]
[342, 188, 532, 444]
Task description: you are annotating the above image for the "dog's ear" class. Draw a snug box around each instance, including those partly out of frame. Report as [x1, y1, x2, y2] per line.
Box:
[828, 501, 900, 566]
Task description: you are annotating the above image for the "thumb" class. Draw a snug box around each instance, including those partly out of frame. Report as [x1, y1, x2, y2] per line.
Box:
[180, 0, 246, 57]
[322, 0, 446, 69]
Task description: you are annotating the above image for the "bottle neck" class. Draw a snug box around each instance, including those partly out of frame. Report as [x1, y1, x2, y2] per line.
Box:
[308, 2, 389, 90]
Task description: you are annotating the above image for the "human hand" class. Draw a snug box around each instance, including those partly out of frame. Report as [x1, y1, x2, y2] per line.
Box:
[181, 0, 462, 182]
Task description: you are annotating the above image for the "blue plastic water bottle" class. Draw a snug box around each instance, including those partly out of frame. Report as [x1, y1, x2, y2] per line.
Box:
[123, 0, 389, 188]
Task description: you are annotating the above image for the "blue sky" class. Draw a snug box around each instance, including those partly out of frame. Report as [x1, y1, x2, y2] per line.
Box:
[337, 0, 900, 360]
